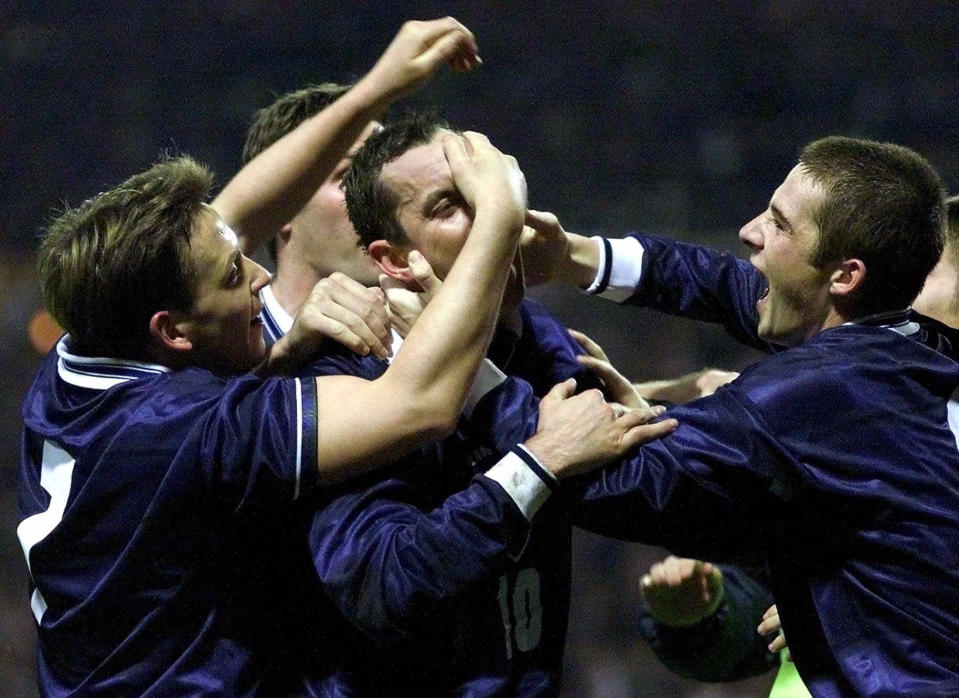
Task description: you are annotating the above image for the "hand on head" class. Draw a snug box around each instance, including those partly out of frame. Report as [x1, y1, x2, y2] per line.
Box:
[442, 131, 527, 236]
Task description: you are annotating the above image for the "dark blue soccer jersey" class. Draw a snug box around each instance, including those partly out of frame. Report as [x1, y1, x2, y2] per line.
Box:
[17, 337, 322, 696]
[570, 234, 959, 696]
[295, 299, 599, 697]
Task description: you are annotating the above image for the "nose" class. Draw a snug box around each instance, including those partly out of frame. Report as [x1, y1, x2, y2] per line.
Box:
[245, 256, 272, 294]
[739, 213, 763, 251]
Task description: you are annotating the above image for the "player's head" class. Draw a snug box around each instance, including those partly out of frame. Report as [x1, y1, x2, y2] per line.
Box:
[739, 136, 944, 346]
[38, 156, 271, 373]
[346, 111, 473, 280]
[243, 83, 380, 285]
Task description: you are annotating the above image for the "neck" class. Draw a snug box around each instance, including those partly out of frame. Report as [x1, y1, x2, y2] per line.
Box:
[913, 249, 959, 328]
[269, 264, 322, 319]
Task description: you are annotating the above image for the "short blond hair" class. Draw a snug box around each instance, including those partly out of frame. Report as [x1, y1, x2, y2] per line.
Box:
[38, 156, 212, 359]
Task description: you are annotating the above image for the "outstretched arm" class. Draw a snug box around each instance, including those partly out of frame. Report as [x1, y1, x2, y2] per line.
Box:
[213, 17, 481, 252]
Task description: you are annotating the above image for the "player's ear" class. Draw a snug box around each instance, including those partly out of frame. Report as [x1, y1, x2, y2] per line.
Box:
[829, 258, 866, 300]
[149, 310, 194, 353]
[368, 240, 414, 282]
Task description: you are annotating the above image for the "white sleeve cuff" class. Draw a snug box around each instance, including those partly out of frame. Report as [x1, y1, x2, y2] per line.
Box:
[483, 449, 552, 521]
[463, 359, 507, 419]
[584, 236, 645, 302]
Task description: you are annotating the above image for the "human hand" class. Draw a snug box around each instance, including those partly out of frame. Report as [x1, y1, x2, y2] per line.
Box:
[568, 328, 652, 412]
[635, 368, 740, 405]
[695, 369, 740, 397]
[442, 131, 527, 237]
[521, 210, 569, 286]
[380, 250, 442, 338]
[364, 17, 481, 101]
[640, 556, 725, 628]
[521, 210, 599, 287]
[277, 273, 391, 368]
[758, 604, 790, 659]
[523, 379, 678, 479]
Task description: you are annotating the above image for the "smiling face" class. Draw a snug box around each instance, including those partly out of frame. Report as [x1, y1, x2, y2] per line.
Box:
[738, 164, 837, 346]
[180, 207, 272, 373]
[287, 122, 382, 285]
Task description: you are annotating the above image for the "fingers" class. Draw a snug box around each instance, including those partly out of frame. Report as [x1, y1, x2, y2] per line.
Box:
[412, 17, 480, 67]
[406, 250, 441, 295]
[524, 209, 561, 234]
[758, 603, 789, 654]
[422, 26, 482, 73]
[542, 377, 577, 404]
[757, 604, 782, 637]
[308, 274, 391, 358]
[621, 416, 679, 451]
[568, 328, 609, 362]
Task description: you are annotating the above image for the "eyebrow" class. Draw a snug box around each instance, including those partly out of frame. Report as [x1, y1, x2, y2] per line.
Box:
[769, 203, 794, 233]
[421, 187, 457, 214]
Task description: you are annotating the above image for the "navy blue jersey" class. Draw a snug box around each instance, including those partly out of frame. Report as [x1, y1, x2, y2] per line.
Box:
[299, 300, 595, 697]
[571, 234, 959, 696]
[17, 337, 322, 696]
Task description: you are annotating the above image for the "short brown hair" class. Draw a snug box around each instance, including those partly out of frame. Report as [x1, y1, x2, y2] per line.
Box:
[241, 83, 352, 164]
[345, 110, 448, 249]
[801, 136, 945, 316]
[38, 156, 212, 359]
[241, 83, 352, 263]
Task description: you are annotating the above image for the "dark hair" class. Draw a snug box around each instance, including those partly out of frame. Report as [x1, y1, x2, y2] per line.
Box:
[242, 83, 352, 263]
[345, 110, 449, 249]
[800, 136, 945, 316]
[38, 156, 212, 359]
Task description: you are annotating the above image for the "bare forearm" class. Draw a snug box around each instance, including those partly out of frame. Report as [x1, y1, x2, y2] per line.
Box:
[213, 86, 386, 251]
[393, 205, 522, 429]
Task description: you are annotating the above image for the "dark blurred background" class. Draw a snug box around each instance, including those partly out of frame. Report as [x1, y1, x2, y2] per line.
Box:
[2, 2, 958, 696]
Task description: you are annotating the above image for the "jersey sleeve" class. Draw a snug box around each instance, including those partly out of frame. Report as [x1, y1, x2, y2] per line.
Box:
[596, 234, 773, 352]
[638, 564, 778, 681]
[567, 383, 791, 562]
[308, 452, 550, 644]
[197, 372, 319, 506]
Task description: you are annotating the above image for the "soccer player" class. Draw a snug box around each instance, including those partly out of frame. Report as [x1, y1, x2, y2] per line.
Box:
[633, 193, 959, 697]
[517, 136, 959, 694]
[251, 112, 676, 695]
[240, 83, 385, 350]
[16, 19, 613, 695]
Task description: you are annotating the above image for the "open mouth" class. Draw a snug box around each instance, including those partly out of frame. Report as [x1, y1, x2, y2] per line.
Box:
[756, 275, 770, 311]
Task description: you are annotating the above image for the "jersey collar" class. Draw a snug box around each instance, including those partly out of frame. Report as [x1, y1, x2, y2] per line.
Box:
[259, 284, 294, 341]
[56, 336, 170, 390]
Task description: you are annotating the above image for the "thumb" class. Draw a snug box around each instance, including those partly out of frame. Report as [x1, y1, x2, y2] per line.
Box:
[542, 377, 577, 404]
[407, 250, 440, 294]
[525, 209, 560, 235]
